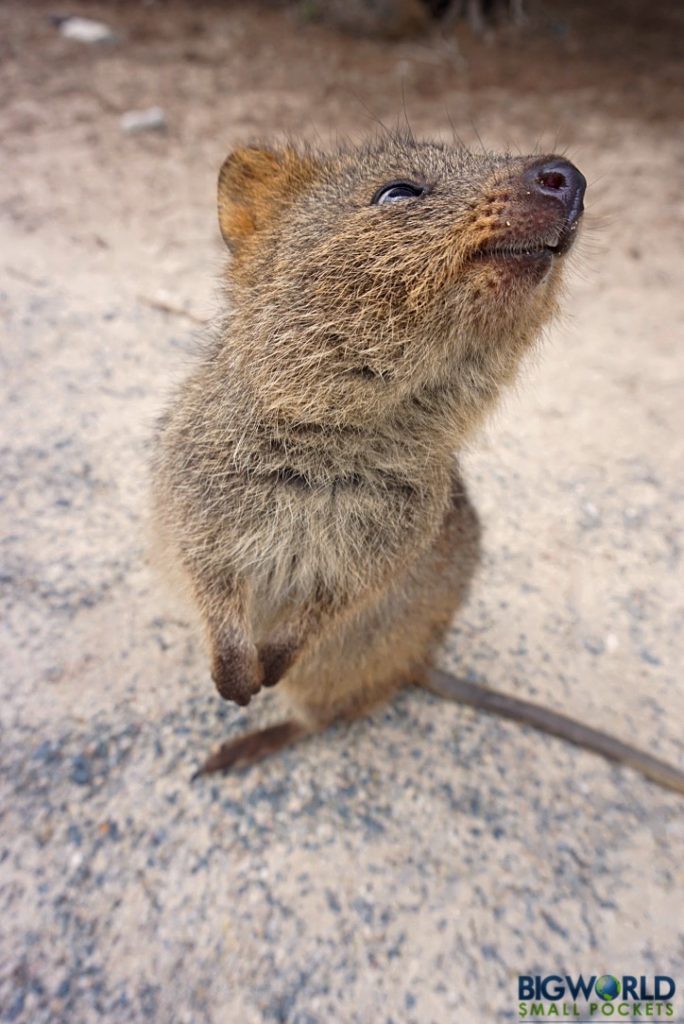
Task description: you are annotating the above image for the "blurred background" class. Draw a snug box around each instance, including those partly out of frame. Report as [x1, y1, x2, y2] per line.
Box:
[1, 3, 683, 1023]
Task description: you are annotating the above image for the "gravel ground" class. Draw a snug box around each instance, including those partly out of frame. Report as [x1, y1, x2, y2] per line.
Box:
[1, 2, 683, 1022]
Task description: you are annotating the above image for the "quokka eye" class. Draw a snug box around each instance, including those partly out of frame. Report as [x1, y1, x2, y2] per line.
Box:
[371, 181, 427, 205]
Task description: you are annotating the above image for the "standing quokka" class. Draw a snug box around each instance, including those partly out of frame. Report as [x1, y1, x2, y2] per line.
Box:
[151, 133, 586, 775]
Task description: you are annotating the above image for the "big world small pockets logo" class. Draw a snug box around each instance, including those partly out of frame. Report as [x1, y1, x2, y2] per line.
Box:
[517, 974, 677, 1020]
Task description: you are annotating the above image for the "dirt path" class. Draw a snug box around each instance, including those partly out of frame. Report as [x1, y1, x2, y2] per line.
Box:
[1, 2, 683, 1021]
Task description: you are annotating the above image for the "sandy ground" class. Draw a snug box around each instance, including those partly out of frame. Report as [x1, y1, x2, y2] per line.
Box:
[1, 2, 683, 1022]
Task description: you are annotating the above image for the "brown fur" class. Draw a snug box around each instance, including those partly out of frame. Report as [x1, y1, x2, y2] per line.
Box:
[151, 133, 578, 759]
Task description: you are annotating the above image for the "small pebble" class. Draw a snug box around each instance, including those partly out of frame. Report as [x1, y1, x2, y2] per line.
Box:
[58, 17, 115, 44]
[580, 501, 601, 527]
[5, 991, 25, 1022]
[120, 107, 167, 134]
[66, 824, 82, 846]
[33, 739, 58, 764]
[55, 978, 71, 998]
[70, 754, 92, 786]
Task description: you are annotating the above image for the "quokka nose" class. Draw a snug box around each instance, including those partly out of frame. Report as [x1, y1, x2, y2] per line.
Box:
[524, 158, 587, 221]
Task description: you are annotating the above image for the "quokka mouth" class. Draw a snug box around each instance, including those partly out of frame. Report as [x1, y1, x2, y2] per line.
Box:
[475, 208, 583, 262]
[474, 244, 552, 262]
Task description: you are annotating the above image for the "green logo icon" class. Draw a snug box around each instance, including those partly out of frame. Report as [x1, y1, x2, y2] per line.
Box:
[596, 975, 621, 1001]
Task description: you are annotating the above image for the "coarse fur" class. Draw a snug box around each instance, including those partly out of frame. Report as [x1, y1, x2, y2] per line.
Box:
[151, 131, 580, 748]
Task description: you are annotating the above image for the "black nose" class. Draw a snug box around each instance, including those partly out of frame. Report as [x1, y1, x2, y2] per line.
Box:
[524, 158, 586, 223]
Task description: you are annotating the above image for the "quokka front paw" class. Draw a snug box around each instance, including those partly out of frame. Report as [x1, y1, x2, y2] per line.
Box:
[211, 640, 262, 706]
[259, 641, 300, 689]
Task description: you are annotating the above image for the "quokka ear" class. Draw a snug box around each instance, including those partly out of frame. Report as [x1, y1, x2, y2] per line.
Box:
[217, 145, 314, 253]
